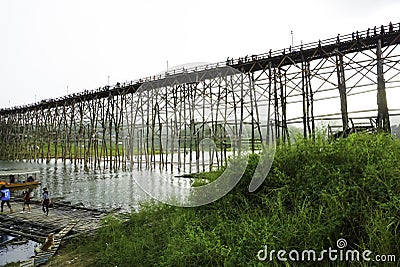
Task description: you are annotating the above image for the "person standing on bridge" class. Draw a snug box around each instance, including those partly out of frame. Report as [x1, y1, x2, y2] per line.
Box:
[41, 187, 50, 216]
[1, 184, 13, 214]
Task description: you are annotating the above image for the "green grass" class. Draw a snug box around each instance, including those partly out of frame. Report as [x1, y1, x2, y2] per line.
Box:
[65, 133, 400, 266]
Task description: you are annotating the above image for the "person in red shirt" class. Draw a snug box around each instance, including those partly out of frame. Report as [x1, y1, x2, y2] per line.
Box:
[22, 189, 32, 213]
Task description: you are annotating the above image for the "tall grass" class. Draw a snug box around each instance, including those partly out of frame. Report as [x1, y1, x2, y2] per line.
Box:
[67, 133, 400, 266]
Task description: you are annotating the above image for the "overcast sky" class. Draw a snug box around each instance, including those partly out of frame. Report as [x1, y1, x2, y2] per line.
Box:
[0, 0, 399, 108]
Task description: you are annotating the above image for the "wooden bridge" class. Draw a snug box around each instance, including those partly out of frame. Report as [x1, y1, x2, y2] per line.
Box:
[0, 22, 399, 172]
[0, 199, 108, 266]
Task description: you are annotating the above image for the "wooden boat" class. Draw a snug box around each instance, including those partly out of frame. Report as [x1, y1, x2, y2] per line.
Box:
[0, 180, 41, 188]
[0, 169, 41, 189]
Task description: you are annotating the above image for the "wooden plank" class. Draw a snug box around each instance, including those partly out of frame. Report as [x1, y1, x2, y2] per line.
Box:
[0, 226, 46, 243]
[19, 258, 34, 267]
[33, 221, 78, 266]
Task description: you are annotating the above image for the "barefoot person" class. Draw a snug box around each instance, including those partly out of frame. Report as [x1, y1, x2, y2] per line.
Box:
[22, 189, 32, 213]
[41, 187, 50, 216]
[1, 185, 13, 214]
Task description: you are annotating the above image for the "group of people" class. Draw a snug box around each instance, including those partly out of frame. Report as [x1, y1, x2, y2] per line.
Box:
[1, 185, 51, 216]
[7, 174, 35, 184]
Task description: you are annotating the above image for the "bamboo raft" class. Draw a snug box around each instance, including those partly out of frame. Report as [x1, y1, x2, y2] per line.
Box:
[0, 199, 109, 266]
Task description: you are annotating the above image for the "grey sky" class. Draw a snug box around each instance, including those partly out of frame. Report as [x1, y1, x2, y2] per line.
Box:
[0, 0, 399, 108]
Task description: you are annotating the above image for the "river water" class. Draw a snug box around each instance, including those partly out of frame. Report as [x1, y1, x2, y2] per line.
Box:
[0, 160, 193, 212]
[0, 159, 196, 266]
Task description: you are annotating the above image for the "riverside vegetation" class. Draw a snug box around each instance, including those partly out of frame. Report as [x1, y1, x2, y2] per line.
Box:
[61, 133, 399, 266]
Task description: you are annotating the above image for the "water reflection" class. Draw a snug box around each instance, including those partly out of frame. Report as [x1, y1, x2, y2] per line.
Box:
[0, 160, 192, 212]
[0, 238, 38, 266]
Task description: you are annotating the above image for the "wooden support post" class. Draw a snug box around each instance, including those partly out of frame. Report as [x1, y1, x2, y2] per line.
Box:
[376, 39, 391, 132]
[278, 68, 289, 143]
[336, 53, 349, 132]
[157, 103, 164, 171]
[273, 68, 280, 142]
[108, 95, 114, 170]
[115, 94, 124, 170]
[182, 84, 187, 172]
[251, 72, 263, 147]
[177, 85, 182, 172]
[201, 81, 206, 172]
[266, 62, 272, 145]
[145, 90, 150, 169]
[231, 75, 238, 158]
[171, 86, 178, 172]
[305, 65, 312, 138]
[163, 86, 169, 171]
[209, 82, 215, 170]
[54, 106, 60, 163]
[221, 76, 228, 167]
[301, 61, 307, 138]
[239, 71, 244, 155]
[308, 62, 315, 138]
[249, 72, 255, 152]
[215, 83, 221, 167]
[189, 85, 195, 173]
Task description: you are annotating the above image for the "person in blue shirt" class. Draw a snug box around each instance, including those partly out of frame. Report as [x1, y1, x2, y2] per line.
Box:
[41, 187, 50, 216]
[1, 184, 13, 214]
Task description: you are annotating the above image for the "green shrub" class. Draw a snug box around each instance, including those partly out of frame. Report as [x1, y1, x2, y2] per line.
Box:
[72, 133, 400, 266]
